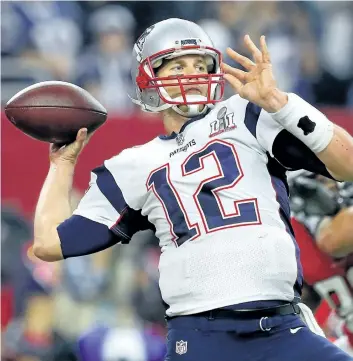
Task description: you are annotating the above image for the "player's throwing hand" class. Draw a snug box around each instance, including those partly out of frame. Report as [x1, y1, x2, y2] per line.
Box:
[49, 128, 91, 166]
[222, 35, 287, 113]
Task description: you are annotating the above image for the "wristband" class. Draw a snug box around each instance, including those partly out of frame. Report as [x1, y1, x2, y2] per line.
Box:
[271, 93, 334, 153]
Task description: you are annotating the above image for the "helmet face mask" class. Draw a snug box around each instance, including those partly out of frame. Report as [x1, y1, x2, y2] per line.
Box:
[137, 46, 224, 108]
[130, 19, 225, 117]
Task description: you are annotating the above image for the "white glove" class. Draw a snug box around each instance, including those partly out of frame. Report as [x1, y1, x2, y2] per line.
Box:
[298, 302, 326, 337]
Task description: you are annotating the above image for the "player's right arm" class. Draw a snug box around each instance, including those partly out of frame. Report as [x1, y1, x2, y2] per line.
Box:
[34, 129, 145, 262]
[33, 129, 89, 261]
[33, 162, 71, 261]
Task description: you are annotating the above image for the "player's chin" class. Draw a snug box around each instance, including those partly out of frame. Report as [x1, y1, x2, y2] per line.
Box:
[178, 104, 206, 113]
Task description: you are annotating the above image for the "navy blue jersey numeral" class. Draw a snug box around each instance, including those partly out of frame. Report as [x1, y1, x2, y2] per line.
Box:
[147, 140, 261, 246]
[182, 140, 260, 232]
[147, 164, 200, 246]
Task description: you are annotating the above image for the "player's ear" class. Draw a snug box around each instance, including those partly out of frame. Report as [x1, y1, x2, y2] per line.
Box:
[155, 59, 172, 77]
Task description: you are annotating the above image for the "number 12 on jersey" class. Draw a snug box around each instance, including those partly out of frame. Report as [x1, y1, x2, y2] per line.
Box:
[147, 140, 261, 246]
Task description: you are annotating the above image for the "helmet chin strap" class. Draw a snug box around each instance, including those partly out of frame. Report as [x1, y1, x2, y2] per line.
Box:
[170, 94, 210, 117]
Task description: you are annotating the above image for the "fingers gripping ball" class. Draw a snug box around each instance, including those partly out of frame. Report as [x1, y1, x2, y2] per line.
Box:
[5, 81, 107, 144]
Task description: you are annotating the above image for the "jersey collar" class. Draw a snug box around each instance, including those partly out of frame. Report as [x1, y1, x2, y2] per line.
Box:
[158, 109, 211, 140]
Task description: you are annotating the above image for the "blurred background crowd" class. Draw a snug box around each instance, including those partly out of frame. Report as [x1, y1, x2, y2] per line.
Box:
[2, 1, 353, 112]
[1, 1, 353, 361]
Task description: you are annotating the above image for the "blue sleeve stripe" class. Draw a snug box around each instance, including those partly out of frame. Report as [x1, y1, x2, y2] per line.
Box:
[244, 102, 262, 139]
[92, 164, 151, 240]
[270, 173, 303, 295]
[93, 165, 127, 214]
[58, 215, 121, 258]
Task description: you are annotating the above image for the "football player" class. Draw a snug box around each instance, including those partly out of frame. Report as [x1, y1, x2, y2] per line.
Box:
[33, 19, 353, 361]
[290, 173, 353, 354]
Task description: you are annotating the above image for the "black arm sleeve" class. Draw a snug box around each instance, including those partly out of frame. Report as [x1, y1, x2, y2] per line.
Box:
[272, 129, 335, 179]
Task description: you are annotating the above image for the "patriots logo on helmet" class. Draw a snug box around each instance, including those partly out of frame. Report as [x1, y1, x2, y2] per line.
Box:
[136, 25, 155, 52]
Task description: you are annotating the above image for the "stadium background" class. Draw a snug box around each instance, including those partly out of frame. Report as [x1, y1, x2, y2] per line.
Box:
[1, 1, 353, 360]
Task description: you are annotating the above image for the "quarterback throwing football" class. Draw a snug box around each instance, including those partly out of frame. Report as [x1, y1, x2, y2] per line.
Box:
[33, 19, 353, 360]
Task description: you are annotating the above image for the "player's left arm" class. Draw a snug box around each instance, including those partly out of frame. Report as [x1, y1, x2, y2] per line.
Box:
[316, 126, 353, 181]
[269, 96, 353, 181]
[223, 35, 353, 181]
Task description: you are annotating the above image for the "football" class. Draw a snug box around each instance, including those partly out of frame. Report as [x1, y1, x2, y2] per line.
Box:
[5, 81, 107, 144]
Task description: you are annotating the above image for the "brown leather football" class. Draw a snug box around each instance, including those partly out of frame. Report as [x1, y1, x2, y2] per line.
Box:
[5, 81, 107, 144]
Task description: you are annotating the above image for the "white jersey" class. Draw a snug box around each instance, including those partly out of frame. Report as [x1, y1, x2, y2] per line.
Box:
[63, 94, 307, 316]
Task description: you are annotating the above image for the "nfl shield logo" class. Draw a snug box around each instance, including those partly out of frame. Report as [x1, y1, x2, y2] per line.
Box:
[176, 133, 185, 146]
[175, 340, 188, 355]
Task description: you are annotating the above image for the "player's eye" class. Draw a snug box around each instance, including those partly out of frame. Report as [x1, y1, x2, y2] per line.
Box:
[196, 64, 207, 72]
[170, 65, 184, 73]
